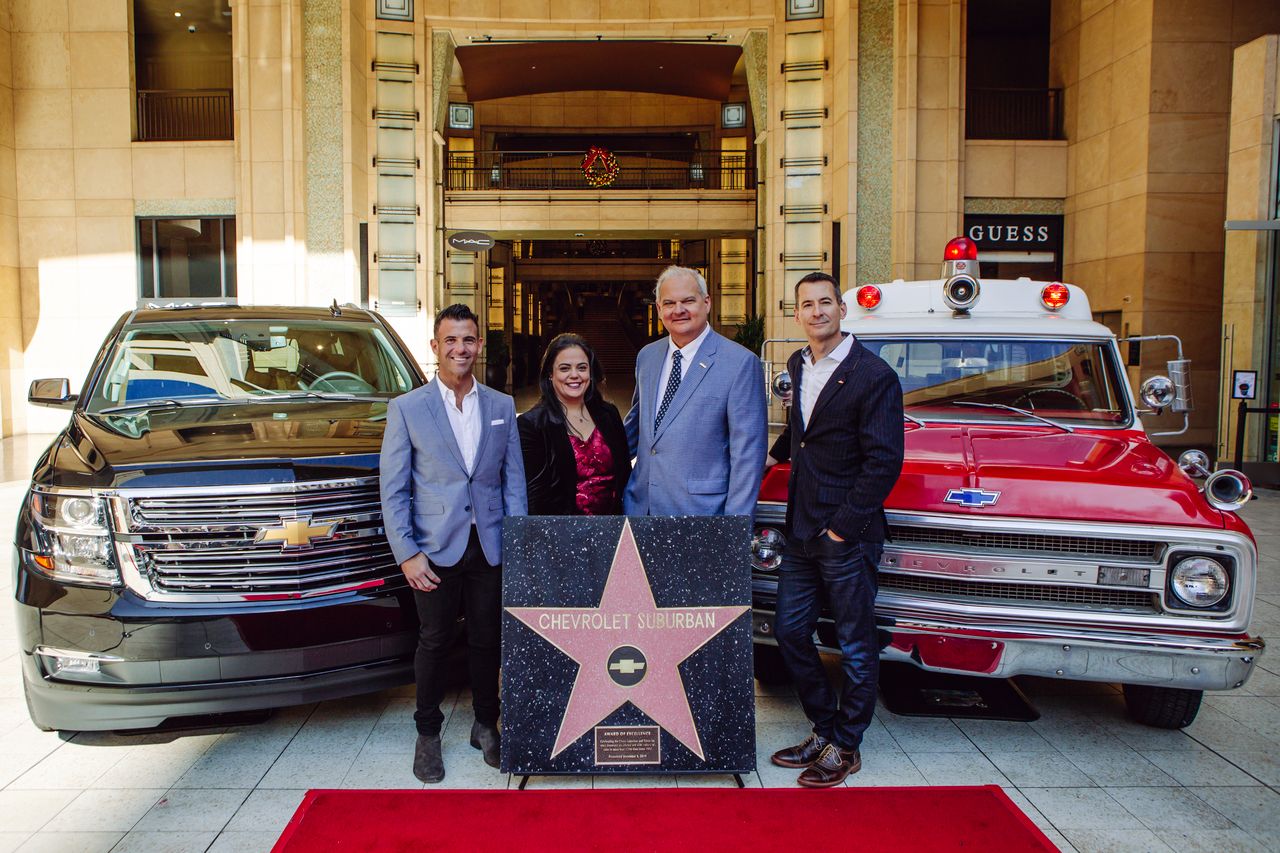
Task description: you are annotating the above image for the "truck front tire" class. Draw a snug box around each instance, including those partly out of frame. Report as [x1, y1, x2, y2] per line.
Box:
[1122, 683, 1203, 728]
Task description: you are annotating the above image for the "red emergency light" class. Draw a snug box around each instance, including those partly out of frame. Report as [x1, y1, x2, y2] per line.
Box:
[1041, 282, 1070, 310]
[943, 236, 979, 261]
[855, 285, 882, 309]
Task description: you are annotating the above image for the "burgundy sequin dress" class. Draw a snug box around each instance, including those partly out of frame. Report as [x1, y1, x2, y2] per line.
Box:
[568, 428, 616, 515]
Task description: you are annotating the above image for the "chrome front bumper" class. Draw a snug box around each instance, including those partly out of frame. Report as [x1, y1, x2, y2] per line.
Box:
[751, 609, 1264, 691]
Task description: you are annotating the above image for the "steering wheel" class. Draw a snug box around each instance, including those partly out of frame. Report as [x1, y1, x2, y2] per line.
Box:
[306, 370, 375, 393]
[1012, 388, 1088, 411]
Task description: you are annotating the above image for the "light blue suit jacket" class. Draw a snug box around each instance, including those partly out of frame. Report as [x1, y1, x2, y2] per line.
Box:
[623, 329, 767, 518]
[380, 379, 528, 568]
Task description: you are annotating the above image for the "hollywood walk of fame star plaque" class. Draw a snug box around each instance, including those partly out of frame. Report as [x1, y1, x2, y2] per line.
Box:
[500, 516, 755, 775]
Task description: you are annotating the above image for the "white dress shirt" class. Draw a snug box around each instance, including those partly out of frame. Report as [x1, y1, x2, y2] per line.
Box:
[438, 377, 480, 473]
[656, 322, 712, 402]
[800, 333, 853, 428]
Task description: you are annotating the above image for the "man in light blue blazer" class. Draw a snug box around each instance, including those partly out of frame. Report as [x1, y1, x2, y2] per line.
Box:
[380, 304, 527, 783]
[624, 266, 767, 518]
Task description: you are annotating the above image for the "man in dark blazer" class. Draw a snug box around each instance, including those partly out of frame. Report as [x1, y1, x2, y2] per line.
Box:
[765, 271, 904, 787]
[380, 304, 528, 783]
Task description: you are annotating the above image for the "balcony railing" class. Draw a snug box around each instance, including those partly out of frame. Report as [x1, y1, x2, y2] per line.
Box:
[966, 87, 1064, 140]
[446, 150, 754, 192]
[137, 89, 233, 142]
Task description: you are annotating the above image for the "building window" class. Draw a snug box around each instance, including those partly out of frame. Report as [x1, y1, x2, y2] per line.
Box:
[138, 217, 237, 301]
[965, 1, 1062, 140]
[133, 1, 233, 141]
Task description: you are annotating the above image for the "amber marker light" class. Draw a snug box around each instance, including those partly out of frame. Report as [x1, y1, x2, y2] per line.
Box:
[1041, 282, 1070, 310]
[856, 285, 882, 310]
[943, 236, 978, 261]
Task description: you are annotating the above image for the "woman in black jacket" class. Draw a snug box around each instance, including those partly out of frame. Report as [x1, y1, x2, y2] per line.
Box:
[517, 334, 631, 515]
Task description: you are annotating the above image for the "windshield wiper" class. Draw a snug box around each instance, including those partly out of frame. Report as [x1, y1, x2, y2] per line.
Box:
[951, 401, 1074, 433]
[904, 412, 926, 427]
[98, 396, 228, 415]
[263, 391, 384, 402]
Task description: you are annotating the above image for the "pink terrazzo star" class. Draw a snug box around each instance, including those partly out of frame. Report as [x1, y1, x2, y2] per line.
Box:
[506, 519, 749, 760]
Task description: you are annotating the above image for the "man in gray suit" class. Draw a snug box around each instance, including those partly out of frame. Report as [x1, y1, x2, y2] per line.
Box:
[624, 266, 767, 517]
[380, 303, 528, 783]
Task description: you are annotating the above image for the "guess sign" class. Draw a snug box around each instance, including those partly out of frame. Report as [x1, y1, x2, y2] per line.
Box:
[963, 215, 1062, 253]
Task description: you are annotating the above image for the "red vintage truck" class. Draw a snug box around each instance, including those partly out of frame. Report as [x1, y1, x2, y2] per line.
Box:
[749, 238, 1263, 728]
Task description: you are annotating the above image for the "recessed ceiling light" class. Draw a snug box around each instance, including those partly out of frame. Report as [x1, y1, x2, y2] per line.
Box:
[174, 11, 182, 16]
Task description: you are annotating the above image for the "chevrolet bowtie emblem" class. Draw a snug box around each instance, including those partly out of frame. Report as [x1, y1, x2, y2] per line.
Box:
[944, 488, 1001, 508]
[610, 659, 646, 675]
[255, 515, 339, 548]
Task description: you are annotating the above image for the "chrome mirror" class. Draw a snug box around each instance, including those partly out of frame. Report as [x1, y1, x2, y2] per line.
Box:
[770, 370, 793, 402]
[1139, 375, 1175, 411]
[1177, 449, 1211, 479]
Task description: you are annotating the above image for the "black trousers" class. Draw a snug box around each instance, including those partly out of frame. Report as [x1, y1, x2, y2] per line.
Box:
[412, 527, 501, 736]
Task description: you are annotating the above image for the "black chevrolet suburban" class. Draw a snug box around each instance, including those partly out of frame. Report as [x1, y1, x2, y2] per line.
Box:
[14, 304, 425, 731]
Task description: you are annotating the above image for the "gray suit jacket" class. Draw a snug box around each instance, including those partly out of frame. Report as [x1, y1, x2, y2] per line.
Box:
[623, 329, 767, 518]
[380, 379, 528, 568]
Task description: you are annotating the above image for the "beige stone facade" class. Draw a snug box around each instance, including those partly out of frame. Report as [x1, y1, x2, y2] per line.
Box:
[1, 0, 1278, 457]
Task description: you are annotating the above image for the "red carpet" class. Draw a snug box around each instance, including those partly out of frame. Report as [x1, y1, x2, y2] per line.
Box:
[273, 786, 1056, 852]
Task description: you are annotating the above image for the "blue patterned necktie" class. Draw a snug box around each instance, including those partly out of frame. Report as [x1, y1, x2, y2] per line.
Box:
[654, 349, 683, 431]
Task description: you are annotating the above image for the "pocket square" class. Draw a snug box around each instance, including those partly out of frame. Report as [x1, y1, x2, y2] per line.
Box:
[490, 418, 505, 425]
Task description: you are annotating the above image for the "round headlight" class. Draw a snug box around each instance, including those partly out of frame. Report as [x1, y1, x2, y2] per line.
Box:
[751, 527, 785, 571]
[1170, 556, 1229, 608]
[59, 497, 98, 527]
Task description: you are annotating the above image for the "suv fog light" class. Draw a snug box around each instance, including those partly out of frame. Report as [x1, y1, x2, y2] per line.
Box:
[751, 527, 785, 571]
[1170, 556, 1229, 608]
[35, 646, 123, 679]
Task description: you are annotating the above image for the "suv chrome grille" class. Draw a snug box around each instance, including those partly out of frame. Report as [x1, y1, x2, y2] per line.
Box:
[879, 572, 1158, 612]
[122, 479, 398, 597]
[888, 525, 1162, 562]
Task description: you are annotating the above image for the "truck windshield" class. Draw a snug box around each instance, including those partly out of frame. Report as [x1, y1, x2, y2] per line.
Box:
[85, 319, 417, 413]
[861, 338, 1130, 427]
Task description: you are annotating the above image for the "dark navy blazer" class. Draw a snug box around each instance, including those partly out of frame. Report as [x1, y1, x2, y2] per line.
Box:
[769, 335, 905, 543]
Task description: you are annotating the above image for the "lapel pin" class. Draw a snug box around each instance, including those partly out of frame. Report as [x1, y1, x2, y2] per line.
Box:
[838, 379, 844, 384]
[699, 362, 708, 369]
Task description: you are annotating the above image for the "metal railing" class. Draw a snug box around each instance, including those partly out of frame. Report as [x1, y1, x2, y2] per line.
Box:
[966, 87, 1064, 140]
[445, 150, 754, 191]
[137, 89, 233, 142]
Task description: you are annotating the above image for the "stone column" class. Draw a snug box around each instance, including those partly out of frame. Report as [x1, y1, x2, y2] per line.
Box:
[0, 0, 19, 436]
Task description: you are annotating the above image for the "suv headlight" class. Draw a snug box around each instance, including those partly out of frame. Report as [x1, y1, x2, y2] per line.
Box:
[751, 527, 785, 571]
[1169, 555, 1229, 608]
[28, 489, 119, 586]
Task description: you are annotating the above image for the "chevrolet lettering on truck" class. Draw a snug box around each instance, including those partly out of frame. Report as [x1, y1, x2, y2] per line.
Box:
[750, 238, 1264, 728]
[14, 304, 424, 731]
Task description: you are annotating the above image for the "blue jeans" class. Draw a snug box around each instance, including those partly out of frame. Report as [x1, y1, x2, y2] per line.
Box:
[774, 533, 882, 751]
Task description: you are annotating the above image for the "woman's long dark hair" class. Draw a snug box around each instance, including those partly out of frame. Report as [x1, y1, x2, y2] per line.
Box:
[538, 333, 604, 422]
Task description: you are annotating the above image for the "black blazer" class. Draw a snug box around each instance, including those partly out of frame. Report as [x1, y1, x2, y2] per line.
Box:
[769, 335, 904, 543]
[517, 398, 632, 515]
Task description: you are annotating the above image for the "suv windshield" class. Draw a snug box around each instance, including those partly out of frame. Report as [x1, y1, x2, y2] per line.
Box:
[85, 319, 417, 413]
[862, 338, 1130, 426]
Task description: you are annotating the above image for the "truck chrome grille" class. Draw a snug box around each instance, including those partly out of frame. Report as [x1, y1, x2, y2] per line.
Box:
[122, 479, 398, 597]
[888, 525, 1162, 562]
[878, 572, 1159, 612]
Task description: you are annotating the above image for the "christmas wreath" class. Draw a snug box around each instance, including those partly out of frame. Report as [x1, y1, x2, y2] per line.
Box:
[581, 145, 620, 188]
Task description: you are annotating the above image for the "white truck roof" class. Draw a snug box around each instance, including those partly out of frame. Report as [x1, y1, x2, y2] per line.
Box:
[840, 278, 1116, 340]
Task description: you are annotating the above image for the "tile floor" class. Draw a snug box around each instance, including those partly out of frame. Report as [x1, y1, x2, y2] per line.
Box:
[2, 437, 1279, 852]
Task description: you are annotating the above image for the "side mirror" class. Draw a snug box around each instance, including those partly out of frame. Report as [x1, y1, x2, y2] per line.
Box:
[1177, 449, 1211, 479]
[1139, 376, 1175, 411]
[771, 371, 792, 403]
[29, 378, 77, 409]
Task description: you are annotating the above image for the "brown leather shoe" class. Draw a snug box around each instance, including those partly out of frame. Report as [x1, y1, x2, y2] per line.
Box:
[796, 743, 861, 787]
[770, 732, 829, 768]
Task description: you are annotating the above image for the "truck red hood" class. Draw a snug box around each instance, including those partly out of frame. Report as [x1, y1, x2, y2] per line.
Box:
[760, 424, 1224, 528]
[893, 424, 1222, 526]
